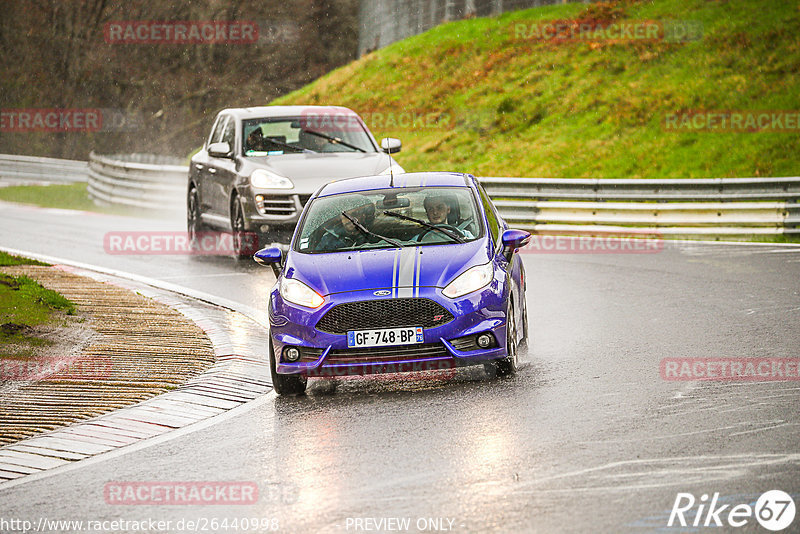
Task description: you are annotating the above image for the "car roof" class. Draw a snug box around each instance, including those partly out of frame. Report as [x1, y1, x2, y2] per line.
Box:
[217, 105, 361, 120]
[318, 172, 474, 197]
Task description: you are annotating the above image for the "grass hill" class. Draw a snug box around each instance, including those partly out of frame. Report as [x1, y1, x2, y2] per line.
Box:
[272, 0, 800, 178]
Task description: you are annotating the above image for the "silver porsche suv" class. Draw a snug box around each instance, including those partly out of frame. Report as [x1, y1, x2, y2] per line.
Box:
[187, 105, 403, 256]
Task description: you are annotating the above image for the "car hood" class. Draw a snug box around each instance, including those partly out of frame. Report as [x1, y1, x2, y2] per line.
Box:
[284, 239, 492, 296]
[246, 152, 396, 192]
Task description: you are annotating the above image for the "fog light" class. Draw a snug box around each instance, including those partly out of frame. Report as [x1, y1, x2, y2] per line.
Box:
[255, 195, 264, 202]
[476, 334, 493, 349]
[284, 347, 301, 362]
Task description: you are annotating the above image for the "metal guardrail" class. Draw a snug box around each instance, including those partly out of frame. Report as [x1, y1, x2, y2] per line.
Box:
[5, 152, 798, 237]
[87, 152, 187, 210]
[0, 154, 88, 184]
[480, 177, 800, 236]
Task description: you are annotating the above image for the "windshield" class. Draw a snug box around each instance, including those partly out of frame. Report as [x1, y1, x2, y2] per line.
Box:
[294, 187, 484, 253]
[242, 117, 376, 156]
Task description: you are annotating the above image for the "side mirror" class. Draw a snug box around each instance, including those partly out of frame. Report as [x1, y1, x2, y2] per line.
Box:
[254, 246, 283, 277]
[208, 142, 232, 158]
[380, 137, 402, 154]
[501, 229, 531, 261]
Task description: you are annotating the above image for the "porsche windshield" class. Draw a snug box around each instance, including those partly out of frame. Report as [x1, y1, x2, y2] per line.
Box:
[295, 187, 484, 253]
[242, 117, 376, 156]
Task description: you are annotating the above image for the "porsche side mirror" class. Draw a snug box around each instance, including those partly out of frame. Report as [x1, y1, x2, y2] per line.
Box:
[208, 141, 232, 158]
[380, 138, 402, 154]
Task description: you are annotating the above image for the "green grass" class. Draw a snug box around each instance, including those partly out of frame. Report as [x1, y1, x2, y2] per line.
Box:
[0, 273, 76, 345]
[0, 252, 76, 359]
[0, 183, 96, 210]
[0, 183, 141, 215]
[0, 251, 48, 267]
[271, 0, 800, 178]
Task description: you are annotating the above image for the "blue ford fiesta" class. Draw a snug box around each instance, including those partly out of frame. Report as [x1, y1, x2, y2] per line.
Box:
[254, 172, 531, 395]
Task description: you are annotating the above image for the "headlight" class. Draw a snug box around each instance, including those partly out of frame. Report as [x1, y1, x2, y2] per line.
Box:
[280, 278, 324, 308]
[378, 164, 405, 175]
[442, 262, 493, 298]
[251, 169, 294, 189]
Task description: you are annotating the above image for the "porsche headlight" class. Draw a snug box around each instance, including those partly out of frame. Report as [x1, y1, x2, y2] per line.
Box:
[378, 164, 405, 175]
[442, 263, 493, 298]
[251, 169, 294, 189]
[280, 278, 324, 308]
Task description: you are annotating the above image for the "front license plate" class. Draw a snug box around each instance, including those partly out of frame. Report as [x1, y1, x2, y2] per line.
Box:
[347, 327, 424, 348]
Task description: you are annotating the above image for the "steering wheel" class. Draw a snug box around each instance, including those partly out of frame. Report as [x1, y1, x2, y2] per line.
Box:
[418, 224, 465, 242]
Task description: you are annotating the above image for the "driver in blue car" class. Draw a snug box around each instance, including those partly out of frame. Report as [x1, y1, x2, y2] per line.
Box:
[317, 198, 377, 251]
[423, 194, 451, 225]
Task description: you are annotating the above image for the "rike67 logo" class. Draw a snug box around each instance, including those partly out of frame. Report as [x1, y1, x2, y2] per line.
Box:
[669, 490, 796, 531]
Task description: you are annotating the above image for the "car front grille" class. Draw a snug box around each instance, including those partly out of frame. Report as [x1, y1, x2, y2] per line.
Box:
[256, 195, 297, 216]
[323, 343, 449, 365]
[315, 298, 454, 334]
[449, 336, 479, 352]
[297, 347, 324, 363]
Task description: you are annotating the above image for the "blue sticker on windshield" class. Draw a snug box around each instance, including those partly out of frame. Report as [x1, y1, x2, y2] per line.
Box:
[267, 151, 284, 156]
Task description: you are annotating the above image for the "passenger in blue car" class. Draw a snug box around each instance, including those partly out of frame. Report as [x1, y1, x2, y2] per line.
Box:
[317, 198, 377, 251]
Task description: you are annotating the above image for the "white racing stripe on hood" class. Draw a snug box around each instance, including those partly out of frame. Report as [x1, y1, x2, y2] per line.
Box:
[414, 247, 422, 297]
[394, 246, 418, 298]
[392, 248, 400, 296]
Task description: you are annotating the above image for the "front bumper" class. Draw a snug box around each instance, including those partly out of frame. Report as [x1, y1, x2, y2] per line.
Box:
[239, 186, 312, 232]
[269, 284, 510, 377]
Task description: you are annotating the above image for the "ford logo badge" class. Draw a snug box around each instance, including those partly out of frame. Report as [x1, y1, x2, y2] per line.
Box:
[374, 290, 391, 296]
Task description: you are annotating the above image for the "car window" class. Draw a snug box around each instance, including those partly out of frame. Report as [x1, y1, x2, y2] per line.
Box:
[207, 115, 227, 146]
[220, 117, 235, 149]
[294, 187, 484, 253]
[476, 182, 500, 246]
[242, 117, 376, 156]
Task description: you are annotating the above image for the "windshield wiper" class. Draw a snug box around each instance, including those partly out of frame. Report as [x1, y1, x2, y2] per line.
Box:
[383, 210, 465, 243]
[341, 211, 402, 248]
[304, 129, 366, 153]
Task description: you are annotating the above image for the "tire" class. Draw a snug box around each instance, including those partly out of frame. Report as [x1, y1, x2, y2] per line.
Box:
[520, 295, 529, 349]
[269, 341, 307, 395]
[486, 300, 518, 378]
[187, 186, 207, 244]
[231, 196, 256, 258]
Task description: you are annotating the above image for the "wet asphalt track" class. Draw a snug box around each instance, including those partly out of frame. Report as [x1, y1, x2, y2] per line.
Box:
[0, 201, 799, 533]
